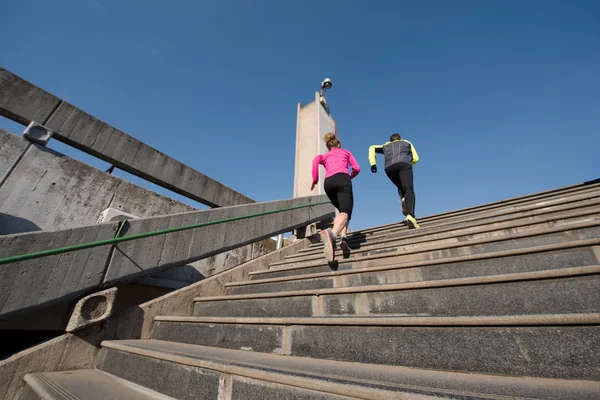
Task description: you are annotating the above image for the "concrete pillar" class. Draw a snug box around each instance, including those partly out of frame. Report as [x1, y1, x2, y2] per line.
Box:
[292, 92, 337, 238]
[293, 92, 336, 197]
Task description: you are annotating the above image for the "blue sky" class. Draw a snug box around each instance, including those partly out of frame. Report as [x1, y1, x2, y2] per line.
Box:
[2, 0, 599, 230]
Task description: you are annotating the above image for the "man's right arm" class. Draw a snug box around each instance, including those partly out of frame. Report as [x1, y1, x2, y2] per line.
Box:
[368, 144, 382, 173]
[368, 145, 383, 165]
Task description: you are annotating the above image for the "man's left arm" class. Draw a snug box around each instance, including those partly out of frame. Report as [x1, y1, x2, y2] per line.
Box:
[407, 141, 419, 164]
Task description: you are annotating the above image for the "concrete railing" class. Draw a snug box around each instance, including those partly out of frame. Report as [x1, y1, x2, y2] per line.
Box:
[0, 196, 334, 324]
[0, 67, 253, 207]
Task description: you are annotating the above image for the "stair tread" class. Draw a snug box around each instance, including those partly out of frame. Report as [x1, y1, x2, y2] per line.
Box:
[232, 239, 600, 287]
[24, 369, 174, 400]
[304, 186, 600, 247]
[197, 264, 600, 302]
[101, 339, 600, 399]
[296, 203, 600, 255]
[288, 211, 600, 262]
[155, 312, 600, 326]
[267, 220, 600, 270]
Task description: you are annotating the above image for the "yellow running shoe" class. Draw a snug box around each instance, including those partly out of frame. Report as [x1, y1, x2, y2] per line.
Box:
[406, 215, 420, 229]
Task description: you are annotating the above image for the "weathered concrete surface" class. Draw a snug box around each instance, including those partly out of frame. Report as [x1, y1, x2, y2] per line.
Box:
[153, 320, 284, 353]
[0, 129, 195, 235]
[98, 340, 600, 400]
[24, 370, 173, 400]
[99, 349, 222, 399]
[291, 325, 600, 381]
[153, 238, 276, 286]
[292, 198, 600, 259]
[233, 245, 600, 294]
[0, 67, 253, 208]
[259, 223, 600, 278]
[0, 196, 332, 321]
[0, 222, 121, 318]
[147, 319, 600, 380]
[100, 347, 354, 400]
[0, 129, 275, 290]
[0, 128, 29, 175]
[0, 238, 311, 399]
[230, 375, 353, 400]
[195, 273, 600, 318]
[294, 93, 336, 198]
[66, 287, 119, 332]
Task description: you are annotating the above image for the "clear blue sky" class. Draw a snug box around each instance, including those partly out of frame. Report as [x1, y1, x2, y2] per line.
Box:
[2, 0, 599, 230]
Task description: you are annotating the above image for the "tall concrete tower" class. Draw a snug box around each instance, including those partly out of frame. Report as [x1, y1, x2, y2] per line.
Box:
[293, 91, 336, 197]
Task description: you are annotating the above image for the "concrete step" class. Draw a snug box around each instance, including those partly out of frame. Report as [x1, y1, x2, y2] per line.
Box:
[150, 313, 600, 381]
[409, 183, 600, 226]
[258, 221, 600, 279]
[98, 339, 600, 399]
[339, 180, 600, 238]
[403, 180, 600, 225]
[303, 189, 600, 253]
[21, 369, 174, 400]
[194, 265, 600, 318]
[288, 203, 600, 262]
[226, 240, 600, 295]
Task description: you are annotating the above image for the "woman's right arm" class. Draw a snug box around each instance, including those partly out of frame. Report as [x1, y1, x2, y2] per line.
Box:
[311, 155, 323, 186]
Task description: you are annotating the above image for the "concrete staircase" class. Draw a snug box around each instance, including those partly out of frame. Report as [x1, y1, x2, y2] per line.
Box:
[21, 181, 600, 399]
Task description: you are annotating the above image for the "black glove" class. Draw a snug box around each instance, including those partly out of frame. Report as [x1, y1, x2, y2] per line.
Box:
[371, 165, 377, 173]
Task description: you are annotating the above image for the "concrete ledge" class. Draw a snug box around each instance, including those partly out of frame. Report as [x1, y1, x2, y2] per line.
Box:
[0, 196, 333, 321]
[0, 67, 252, 208]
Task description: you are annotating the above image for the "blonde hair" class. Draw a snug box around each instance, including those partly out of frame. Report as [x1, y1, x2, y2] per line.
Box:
[324, 132, 341, 150]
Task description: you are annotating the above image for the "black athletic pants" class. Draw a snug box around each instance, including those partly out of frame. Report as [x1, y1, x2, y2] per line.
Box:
[385, 162, 416, 217]
[324, 173, 354, 220]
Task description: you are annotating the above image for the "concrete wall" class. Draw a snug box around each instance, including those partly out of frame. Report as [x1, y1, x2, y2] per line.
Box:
[0, 238, 313, 399]
[0, 67, 253, 208]
[293, 92, 336, 198]
[0, 129, 195, 234]
[0, 128, 276, 288]
[0, 195, 334, 324]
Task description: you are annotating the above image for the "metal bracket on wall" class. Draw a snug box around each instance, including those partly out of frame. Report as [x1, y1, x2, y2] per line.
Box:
[23, 121, 54, 146]
[0, 123, 50, 188]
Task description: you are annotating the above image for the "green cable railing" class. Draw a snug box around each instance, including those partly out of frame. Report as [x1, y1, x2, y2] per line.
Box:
[0, 201, 330, 266]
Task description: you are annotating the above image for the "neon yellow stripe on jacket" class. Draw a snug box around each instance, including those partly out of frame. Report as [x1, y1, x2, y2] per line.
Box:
[403, 140, 419, 164]
[368, 144, 382, 166]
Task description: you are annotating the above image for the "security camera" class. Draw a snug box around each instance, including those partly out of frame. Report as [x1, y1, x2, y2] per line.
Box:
[321, 78, 332, 90]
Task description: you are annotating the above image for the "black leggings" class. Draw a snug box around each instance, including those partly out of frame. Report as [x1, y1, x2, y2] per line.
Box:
[385, 162, 416, 217]
[324, 173, 354, 220]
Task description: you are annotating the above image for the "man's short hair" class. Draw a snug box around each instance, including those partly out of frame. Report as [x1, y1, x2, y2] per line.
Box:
[390, 133, 402, 141]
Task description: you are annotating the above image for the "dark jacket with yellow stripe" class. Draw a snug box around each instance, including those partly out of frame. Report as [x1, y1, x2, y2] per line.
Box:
[368, 140, 419, 170]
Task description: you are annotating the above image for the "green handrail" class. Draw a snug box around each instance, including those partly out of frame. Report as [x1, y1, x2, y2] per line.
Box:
[0, 201, 330, 266]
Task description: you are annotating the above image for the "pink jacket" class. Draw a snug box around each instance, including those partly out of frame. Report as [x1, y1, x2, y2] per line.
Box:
[312, 148, 361, 185]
